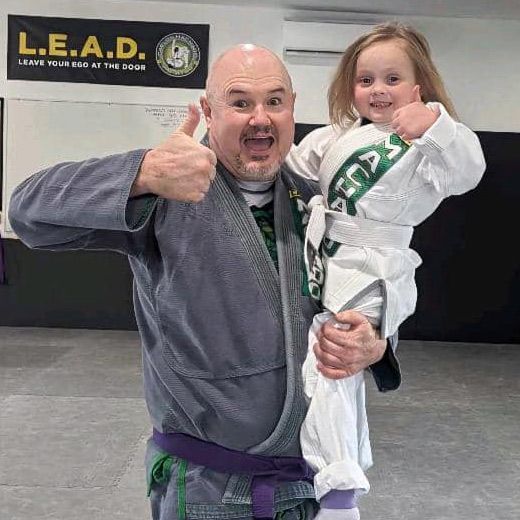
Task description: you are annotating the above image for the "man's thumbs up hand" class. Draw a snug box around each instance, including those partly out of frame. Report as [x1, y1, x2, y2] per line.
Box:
[176, 103, 202, 137]
[131, 104, 217, 202]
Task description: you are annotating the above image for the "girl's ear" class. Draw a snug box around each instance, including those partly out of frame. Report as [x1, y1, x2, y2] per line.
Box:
[412, 84, 422, 103]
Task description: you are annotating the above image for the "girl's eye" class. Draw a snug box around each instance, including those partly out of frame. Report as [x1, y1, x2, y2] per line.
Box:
[359, 77, 372, 85]
[388, 76, 400, 84]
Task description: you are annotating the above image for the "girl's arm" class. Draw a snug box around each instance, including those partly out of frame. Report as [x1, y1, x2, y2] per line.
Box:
[285, 125, 339, 181]
[413, 103, 486, 196]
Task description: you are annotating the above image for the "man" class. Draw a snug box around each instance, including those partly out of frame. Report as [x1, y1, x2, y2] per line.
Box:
[9, 45, 399, 519]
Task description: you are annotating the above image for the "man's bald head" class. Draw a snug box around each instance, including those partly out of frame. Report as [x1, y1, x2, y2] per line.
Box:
[205, 44, 293, 103]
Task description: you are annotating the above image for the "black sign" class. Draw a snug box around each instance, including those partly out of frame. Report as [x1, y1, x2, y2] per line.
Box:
[7, 15, 209, 88]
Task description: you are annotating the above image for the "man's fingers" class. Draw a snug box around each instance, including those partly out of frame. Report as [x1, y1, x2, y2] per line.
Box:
[313, 340, 346, 368]
[317, 361, 360, 379]
[206, 148, 217, 169]
[202, 148, 217, 180]
[177, 103, 201, 137]
[332, 309, 371, 329]
[207, 148, 217, 166]
[209, 164, 217, 181]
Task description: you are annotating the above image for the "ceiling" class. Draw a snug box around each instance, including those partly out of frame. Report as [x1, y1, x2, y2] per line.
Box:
[136, 0, 520, 21]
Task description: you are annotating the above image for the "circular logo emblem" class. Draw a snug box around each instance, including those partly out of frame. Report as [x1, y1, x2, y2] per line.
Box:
[155, 33, 200, 78]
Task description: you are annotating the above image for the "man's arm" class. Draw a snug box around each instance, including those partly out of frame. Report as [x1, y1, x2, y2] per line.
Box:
[9, 105, 216, 253]
[9, 149, 153, 252]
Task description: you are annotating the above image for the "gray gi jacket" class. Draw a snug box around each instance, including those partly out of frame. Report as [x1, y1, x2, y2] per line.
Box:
[9, 149, 400, 519]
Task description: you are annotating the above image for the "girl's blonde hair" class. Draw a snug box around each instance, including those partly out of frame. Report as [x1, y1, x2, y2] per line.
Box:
[328, 21, 457, 126]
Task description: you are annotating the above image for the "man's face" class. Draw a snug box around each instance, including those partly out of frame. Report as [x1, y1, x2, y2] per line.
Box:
[201, 48, 296, 181]
[354, 40, 417, 123]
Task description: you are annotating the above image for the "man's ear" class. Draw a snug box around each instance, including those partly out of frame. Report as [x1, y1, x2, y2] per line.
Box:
[200, 96, 212, 128]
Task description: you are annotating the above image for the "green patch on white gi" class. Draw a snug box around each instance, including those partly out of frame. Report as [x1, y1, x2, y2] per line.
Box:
[327, 133, 410, 216]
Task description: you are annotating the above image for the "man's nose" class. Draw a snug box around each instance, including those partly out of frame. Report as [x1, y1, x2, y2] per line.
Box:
[249, 104, 271, 126]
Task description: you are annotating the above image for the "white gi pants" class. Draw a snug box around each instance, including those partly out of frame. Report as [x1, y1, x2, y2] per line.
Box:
[300, 312, 372, 502]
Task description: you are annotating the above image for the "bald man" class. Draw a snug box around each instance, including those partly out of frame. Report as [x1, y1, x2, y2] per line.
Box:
[10, 45, 399, 520]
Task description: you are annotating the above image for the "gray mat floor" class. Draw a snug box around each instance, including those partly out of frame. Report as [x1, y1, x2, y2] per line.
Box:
[1, 327, 518, 520]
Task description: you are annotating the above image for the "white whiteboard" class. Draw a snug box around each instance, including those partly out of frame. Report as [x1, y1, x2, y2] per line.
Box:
[2, 98, 204, 238]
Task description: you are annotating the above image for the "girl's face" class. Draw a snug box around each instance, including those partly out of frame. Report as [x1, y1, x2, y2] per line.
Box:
[353, 39, 418, 123]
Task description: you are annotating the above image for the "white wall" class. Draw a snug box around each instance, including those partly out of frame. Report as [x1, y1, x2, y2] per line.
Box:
[0, 0, 283, 110]
[402, 15, 520, 132]
[282, 12, 520, 131]
[1, 0, 519, 130]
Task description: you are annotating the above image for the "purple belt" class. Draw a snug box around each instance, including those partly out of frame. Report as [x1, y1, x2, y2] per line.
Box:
[152, 429, 314, 519]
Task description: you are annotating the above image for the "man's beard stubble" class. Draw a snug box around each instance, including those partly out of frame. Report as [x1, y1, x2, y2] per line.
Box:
[232, 153, 283, 181]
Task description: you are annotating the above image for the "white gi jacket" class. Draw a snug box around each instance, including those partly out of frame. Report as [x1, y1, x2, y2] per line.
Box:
[286, 103, 486, 501]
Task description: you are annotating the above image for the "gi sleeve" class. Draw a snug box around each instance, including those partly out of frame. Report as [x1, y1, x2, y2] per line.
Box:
[8, 149, 157, 255]
[413, 103, 486, 196]
[369, 333, 401, 392]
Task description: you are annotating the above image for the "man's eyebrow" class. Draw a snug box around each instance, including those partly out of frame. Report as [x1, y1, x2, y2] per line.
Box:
[267, 88, 288, 96]
[228, 88, 248, 96]
[227, 87, 288, 96]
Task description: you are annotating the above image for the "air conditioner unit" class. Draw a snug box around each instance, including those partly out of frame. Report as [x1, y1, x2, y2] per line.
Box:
[283, 20, 375, 60]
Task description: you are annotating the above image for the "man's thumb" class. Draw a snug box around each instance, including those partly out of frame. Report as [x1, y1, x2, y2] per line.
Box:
[177, 103, 200, 136]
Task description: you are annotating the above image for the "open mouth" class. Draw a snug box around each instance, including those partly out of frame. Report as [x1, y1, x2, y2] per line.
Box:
[243, 136, 275, 153]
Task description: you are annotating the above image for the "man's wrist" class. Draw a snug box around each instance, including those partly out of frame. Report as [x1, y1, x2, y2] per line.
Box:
[130, 154, 152, 198]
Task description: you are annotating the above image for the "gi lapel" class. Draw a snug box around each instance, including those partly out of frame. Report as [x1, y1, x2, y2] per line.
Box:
[212, 163, 283, 328]
[247, 169, 309, 455]
[222, 169, 315, 506]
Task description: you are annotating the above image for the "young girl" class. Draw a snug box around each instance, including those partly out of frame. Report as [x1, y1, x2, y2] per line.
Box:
[286, 22, 486, 520]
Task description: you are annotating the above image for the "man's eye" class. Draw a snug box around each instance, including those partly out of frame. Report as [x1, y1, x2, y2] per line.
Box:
[232, 100, 248, 108]
[268, 97, 282, 106]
